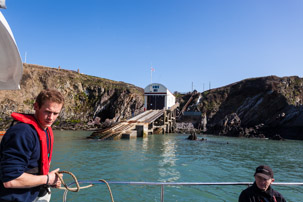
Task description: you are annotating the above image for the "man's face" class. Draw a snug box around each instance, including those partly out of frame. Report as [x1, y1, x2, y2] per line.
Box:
[255, 174, 274, 191]
[34, 100, 63, 129]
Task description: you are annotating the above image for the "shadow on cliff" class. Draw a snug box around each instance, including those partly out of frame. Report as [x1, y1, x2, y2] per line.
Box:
[204, 76, 303, 140]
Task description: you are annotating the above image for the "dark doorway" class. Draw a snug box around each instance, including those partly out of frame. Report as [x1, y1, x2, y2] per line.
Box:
[147, 95, 165, 110]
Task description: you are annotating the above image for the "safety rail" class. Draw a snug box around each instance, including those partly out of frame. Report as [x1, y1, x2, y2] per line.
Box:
[62, 181, 303, 202]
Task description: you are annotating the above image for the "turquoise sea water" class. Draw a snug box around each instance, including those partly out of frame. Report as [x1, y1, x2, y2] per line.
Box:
[50, 131, 303, 202]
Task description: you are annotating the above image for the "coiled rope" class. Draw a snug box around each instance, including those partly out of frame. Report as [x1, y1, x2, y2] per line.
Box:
[56, 171, 93, 192]
[55, 171, 114, 202]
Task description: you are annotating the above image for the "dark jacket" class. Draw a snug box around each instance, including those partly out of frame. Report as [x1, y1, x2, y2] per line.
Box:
[239, 182, 286, 202]
[0, 123, 41, 202]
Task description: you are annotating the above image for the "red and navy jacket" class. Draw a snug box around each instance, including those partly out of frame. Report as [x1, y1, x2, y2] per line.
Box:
[10, 112, 53, 175]
[0, 112, 54, 201]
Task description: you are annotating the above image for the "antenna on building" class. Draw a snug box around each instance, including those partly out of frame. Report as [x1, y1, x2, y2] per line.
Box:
[24, 51, 27, 63]
[192, 82, 193, 92]
[150, 66, 155, 84]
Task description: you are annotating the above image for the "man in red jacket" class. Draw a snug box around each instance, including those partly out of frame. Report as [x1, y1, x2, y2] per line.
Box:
[0, 89, 64, 202]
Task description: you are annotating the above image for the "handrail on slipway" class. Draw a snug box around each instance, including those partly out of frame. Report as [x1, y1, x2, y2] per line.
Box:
[62, 181, 303, 202]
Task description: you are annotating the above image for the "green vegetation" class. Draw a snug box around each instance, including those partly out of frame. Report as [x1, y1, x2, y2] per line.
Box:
[203, 101, 217, 111]
[202, 91, 209, 96]
[67, 119, 81, 124]
[174, 92, 184, 99]
[279, 77, 303, 105]
[23, 99, 34, 105]
[53, 120, 60, 126]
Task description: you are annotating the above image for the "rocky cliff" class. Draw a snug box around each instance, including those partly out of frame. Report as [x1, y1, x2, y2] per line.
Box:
[2, 65, 302, 140]
[0, 64, 144, 130]
[178, 76, 303, 140]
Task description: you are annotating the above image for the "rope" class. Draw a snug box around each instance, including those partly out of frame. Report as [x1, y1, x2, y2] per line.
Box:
[56, 171, 94, 192]
[55, 171, 115, 202]
[99, 179, 115, 202]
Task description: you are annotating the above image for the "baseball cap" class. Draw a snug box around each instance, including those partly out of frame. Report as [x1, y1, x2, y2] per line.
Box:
[254, 165, 274, 180]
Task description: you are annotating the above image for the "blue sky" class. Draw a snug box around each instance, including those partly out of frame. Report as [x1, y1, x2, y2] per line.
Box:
[2, 0, 303, 93]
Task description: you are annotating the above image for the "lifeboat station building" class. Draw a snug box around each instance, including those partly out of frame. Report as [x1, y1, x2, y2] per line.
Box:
[144, 83, 176, 110]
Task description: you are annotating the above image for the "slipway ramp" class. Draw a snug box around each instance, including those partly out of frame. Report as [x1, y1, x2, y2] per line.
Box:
[90, 110, 165, 140]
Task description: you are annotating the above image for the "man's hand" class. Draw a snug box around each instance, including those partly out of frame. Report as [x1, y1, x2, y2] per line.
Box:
[48, 168, 63, 188]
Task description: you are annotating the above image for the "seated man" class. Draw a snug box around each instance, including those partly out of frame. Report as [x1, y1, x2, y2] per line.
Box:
[239, 165, 286, 202]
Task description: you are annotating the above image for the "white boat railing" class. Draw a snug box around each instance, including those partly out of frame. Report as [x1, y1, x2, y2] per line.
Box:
[62, 180, 303, 202]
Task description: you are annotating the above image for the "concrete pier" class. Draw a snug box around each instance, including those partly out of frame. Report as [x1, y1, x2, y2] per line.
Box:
[89, 103, 179, 140]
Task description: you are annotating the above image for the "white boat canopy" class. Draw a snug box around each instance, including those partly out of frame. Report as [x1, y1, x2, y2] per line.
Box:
[0, 0, 6, 8]
[0, 0, 6, 9]
[0, 10, 23, 90]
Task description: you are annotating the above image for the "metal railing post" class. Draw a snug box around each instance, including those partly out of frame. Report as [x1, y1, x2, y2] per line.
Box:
[161, 184, 164, 202]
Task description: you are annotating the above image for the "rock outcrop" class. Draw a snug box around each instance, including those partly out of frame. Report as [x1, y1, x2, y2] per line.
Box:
[1, 64, 303, 140]
[0, 64, 144, 130]
[178, 76, 303, 140]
